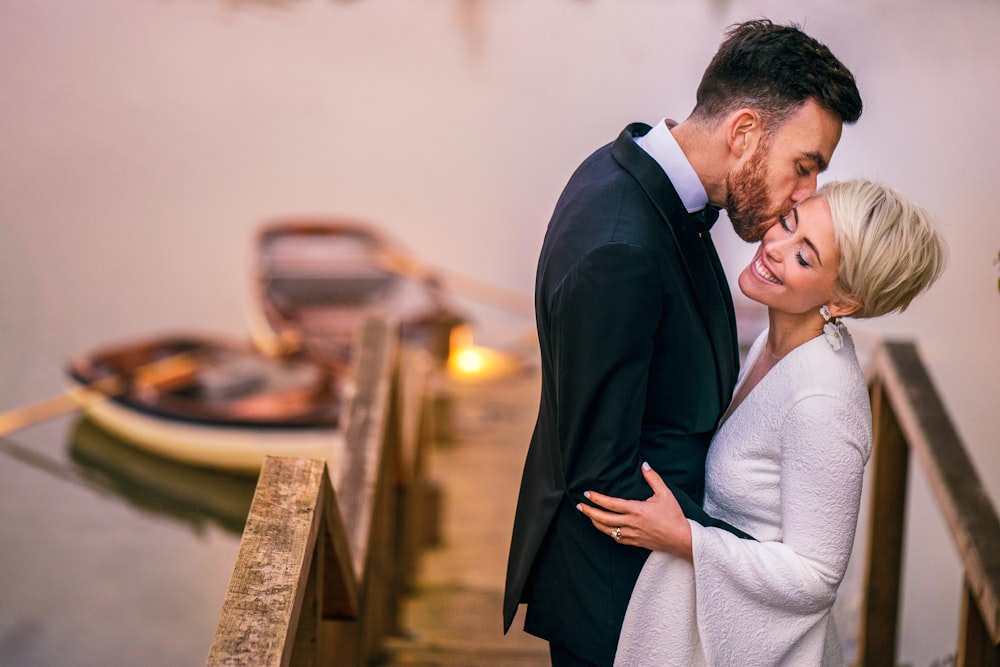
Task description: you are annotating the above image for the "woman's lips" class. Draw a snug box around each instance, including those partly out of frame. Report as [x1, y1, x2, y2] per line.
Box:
[753, 256, 781, 284]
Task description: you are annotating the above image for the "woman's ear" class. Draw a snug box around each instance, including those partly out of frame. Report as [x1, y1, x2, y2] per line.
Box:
[727, 109, 760, 159]
[828, 293, 862, 319]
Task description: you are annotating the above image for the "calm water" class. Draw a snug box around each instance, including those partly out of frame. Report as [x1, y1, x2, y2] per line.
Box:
[2, 1, 999, 664]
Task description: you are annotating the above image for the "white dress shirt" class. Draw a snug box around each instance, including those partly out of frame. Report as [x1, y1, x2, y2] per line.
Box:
[634, 119, 709, 214]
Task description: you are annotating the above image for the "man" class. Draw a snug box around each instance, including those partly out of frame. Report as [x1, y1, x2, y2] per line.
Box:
[503, 19, 863, 666]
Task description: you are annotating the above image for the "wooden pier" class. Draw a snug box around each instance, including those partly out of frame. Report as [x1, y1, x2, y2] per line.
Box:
[206, 318, 1000, 666]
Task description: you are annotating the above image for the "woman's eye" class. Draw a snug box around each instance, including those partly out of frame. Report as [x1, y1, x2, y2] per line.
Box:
[796, 251, 811, 268]
[780, 216, 793, 232]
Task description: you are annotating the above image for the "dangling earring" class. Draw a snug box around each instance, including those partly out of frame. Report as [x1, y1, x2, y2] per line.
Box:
[820, 305, 843, 351]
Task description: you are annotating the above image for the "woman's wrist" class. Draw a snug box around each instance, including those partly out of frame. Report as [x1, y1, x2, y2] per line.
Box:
[672, 519, 694, 563]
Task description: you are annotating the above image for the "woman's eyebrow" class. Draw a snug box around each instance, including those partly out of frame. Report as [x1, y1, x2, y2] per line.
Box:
[794, 208, 824, 266]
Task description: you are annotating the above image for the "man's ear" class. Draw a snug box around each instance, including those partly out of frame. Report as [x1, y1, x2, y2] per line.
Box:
[727, 109, 761, 159]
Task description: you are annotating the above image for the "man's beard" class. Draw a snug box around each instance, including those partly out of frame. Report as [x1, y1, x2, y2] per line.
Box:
[725, 142, 779, 243]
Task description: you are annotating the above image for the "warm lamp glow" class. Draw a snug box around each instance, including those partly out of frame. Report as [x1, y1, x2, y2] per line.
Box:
[451, 347, 487, 375]
[449, 322, 475, 351]
[446, 324, 519, 380]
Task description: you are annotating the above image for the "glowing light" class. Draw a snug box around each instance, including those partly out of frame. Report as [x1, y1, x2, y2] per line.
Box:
[452, 347, 487, 375]
[446, 323, 520, 380]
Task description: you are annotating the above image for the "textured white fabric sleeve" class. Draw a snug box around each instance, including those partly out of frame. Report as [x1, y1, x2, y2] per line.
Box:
[688, 393, 869, 656]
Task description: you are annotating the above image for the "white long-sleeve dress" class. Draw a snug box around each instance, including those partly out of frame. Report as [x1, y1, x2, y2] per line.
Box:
[615, 327, 872, 667]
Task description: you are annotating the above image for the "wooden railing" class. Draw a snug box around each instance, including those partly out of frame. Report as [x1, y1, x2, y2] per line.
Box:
[858, 341, 1000, 666]
[207, 317, 439, 665]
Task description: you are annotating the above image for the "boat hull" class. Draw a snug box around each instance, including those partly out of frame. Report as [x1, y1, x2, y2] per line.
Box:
[80, 397, 341, 476]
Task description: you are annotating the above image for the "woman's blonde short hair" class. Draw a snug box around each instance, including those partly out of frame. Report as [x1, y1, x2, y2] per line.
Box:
[820, 179, 947, 319]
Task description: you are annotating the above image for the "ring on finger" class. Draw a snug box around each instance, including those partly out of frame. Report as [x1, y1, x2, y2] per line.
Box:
[611, 526, 622, 542]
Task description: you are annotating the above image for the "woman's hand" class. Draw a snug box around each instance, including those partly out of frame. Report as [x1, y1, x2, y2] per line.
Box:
[576, 462, 693, 562]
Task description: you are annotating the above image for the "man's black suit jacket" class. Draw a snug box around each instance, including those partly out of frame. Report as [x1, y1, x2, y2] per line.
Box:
[503, 124, 746, 664]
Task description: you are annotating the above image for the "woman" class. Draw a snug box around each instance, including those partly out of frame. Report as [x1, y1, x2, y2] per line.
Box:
[577, 179, 946, 666]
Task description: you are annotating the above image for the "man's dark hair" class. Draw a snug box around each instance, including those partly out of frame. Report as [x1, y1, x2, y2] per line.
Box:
[693, 19, 863, 132]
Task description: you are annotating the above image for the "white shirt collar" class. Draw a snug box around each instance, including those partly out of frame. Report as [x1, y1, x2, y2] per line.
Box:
[634, 119, 709, 214]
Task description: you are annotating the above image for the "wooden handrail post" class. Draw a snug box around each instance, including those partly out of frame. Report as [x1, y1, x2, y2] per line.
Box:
[856, 341, 1000, 664]
[858, 376, 909, 666]
[208, 317, 410, 666]
[207, 456, 357, 666]
[959, 576, 1000, 667]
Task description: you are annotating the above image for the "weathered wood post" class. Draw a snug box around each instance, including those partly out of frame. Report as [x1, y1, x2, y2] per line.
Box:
[207, 317, 413, 666]
[856, 342, 1000, 666]
[858, 376, 909, 666]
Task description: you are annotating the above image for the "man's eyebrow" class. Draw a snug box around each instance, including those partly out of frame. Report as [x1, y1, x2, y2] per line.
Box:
[803, 151, 829, 172]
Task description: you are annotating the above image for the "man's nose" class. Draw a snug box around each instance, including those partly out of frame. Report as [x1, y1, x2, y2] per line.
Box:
[790, 175, 818, 203]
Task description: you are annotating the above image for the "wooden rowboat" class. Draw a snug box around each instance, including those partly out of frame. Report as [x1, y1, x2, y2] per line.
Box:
[64, 219, 462, 474]
[249, 219, 459, 365]
[66, 333, 346, 475]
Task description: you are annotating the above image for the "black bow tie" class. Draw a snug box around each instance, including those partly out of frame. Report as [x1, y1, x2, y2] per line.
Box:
[693, 205, 720, 233]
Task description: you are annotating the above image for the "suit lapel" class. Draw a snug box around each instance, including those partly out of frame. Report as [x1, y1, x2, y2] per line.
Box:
[611, 124, 738, 407]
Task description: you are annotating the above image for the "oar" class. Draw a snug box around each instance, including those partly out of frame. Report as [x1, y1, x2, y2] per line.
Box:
[0, 352, 198, 438]
[377, 248, 535, 318]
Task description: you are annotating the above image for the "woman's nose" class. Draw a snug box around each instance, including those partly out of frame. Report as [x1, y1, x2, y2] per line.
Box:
[763, 235, 786, 263]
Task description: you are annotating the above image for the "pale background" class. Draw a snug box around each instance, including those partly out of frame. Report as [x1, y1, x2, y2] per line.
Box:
[2, 1, 998, 665]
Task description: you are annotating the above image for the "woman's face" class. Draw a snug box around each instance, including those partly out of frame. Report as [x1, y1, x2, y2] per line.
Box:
[737, 194, 842, 316]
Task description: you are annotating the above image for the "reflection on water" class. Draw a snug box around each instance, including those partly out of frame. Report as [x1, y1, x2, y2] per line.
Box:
[0, 418, 256, 537]
[0, 419, 254, 664]
[68, 418, 257, 536]
[0, 416, 244, 666]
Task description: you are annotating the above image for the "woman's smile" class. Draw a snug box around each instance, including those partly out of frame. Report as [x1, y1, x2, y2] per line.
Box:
[737, 195, 843, 316]
[752, 255, 781, 285]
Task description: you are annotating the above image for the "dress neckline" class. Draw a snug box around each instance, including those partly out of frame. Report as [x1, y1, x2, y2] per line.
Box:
[718, 328, 827, 428]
